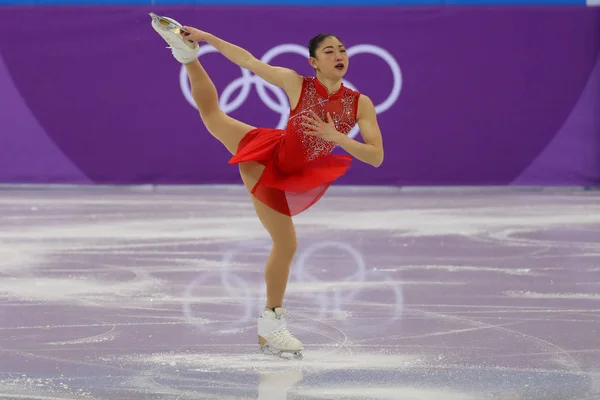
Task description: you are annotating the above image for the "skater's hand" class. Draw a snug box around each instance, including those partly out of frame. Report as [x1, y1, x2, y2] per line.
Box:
[180, 26, 211, 42]
[300, 111, 342, 142]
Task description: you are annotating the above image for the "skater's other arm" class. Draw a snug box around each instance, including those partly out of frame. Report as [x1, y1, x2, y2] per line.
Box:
[348, 95, 384, 167]
[298, 95, 384, 168]
[183, 27, 302, 92]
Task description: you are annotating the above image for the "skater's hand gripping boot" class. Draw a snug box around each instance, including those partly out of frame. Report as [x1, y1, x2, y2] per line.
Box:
[149, 12, 200, 64]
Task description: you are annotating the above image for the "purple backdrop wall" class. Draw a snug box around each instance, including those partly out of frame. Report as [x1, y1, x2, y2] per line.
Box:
[0, 6, 599, 186]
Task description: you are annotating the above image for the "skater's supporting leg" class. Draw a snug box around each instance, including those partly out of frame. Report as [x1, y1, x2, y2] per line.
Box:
[238, 161, 297, 309]
[239, 163, 302, 358]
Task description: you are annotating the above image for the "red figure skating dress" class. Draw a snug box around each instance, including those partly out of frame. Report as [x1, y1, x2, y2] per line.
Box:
[229, 77, 360, 216]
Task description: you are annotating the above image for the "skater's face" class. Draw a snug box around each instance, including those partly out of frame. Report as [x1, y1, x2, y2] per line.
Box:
[309, 36, 348, 79]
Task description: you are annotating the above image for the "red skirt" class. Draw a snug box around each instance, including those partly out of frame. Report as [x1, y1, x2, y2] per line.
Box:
[228, 128, 352, 216]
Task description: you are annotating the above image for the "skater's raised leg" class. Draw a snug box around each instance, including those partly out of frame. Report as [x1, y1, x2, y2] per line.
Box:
[150, 13, 255, 155]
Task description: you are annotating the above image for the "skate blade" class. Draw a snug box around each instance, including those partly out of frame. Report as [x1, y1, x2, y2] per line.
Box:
[260, 343, 303, 360]
[149, 12, 190, 36]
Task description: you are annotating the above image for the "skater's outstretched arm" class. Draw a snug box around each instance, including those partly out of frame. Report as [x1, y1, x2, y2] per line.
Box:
[182, 26, 302, 93]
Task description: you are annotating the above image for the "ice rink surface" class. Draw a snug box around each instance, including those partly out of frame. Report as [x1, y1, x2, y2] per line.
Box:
[0, 186, 599, 400]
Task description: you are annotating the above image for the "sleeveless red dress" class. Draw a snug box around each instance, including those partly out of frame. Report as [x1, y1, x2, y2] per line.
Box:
[228, 77, 360, 216]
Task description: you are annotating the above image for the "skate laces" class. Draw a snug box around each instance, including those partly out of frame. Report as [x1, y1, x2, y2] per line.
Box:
[267, 313, 298, 344]
[271, 320, 298, 344]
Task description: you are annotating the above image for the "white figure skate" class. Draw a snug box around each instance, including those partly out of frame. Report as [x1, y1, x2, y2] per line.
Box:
[258, 307, 303, 360]
[149, 12, 200, 64]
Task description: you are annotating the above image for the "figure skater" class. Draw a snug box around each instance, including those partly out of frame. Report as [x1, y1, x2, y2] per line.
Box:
[150, 13, 384, 359]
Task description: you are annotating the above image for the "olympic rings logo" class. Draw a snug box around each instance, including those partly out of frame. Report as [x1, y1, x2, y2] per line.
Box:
[180, 43, 402, 139]
[181, 240, 404, 332]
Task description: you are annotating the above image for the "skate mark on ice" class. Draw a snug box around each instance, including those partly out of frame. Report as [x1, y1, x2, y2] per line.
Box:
[46, 324, 118, 345]
[413, 309, 582, 372]
[356, 320, 522, 344]
[290, 310, 352, 359]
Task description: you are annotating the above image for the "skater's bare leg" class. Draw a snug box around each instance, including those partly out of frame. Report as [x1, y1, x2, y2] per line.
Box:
[238, 161, 297, 309]
[151, 14, 253, 155]
[237, 162, 303, 357]
[185, 60, 255, 154]
[153, 15, 301, 355]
